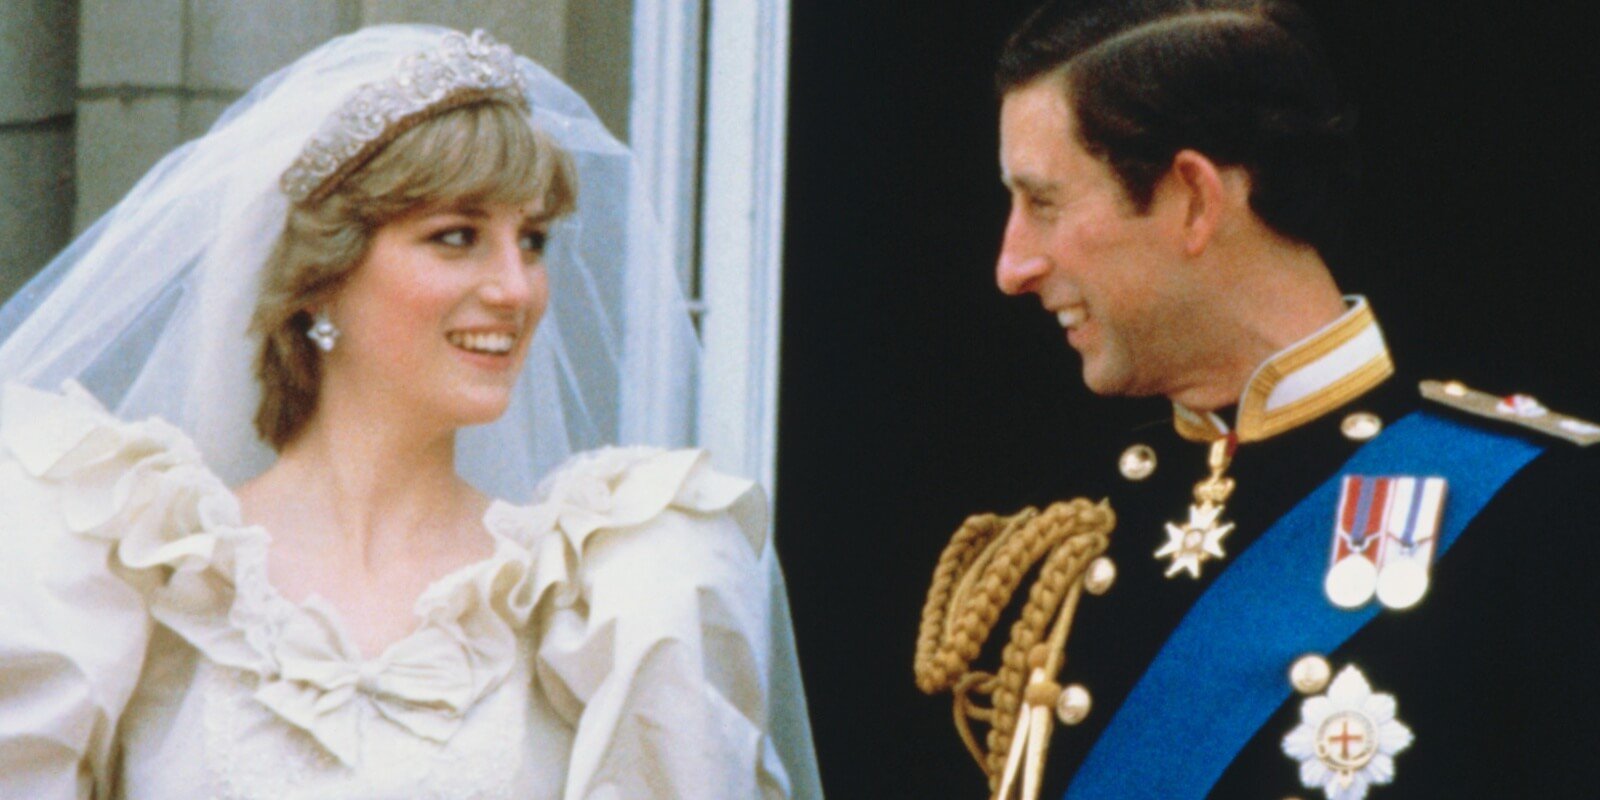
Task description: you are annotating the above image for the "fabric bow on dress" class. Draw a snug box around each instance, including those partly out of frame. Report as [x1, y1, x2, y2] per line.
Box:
[0, 381, 776, 780]
[0, 382, 542, 766]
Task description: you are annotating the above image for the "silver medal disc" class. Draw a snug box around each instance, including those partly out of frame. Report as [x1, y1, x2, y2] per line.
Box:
[1324, 556, 1379, 609]
[1376, 559, 1430, 610]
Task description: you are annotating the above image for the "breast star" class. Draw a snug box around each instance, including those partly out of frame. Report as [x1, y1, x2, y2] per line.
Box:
[1156, 503, 1234, 579]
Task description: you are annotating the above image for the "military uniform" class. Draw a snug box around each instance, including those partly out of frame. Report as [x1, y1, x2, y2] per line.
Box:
[1033, 299, 1600, 799]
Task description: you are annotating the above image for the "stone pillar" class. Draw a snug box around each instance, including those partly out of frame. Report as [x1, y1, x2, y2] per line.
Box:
[0, 1, 79, 296]
[357, 0, 635, 141]
[74, 0, 184, 230]
[7, 0, 632, 301]
[184, 1, 361, 132]
[566, 0, 633, 142]
[67, 0, 627, 235]
[73, 0, 358, 230]
[358, 0, 568, 78]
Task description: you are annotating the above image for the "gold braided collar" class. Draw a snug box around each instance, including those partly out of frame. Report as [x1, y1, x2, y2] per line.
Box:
[1174, 296, 1394, 444]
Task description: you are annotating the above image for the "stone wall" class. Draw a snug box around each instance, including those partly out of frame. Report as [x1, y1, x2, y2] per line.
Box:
[0, 0, 632, 299]
[0, 1, 78, 297]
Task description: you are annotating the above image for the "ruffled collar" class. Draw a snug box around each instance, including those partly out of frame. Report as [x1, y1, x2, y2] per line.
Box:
[0, 382, 544, 764]
[0, 381, 758, 767]
[225, 506, 543, 766]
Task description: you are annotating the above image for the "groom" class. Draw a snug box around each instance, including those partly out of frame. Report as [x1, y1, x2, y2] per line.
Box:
[987, 1, 1599, 797]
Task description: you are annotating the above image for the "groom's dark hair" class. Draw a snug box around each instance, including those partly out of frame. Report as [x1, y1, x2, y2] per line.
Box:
[997, 0, 1357, 257]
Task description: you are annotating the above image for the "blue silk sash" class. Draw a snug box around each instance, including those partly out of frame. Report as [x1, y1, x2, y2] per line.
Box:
[1064, 411, 1543, 799]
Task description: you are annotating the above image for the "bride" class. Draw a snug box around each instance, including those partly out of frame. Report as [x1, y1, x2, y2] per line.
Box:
[0, 26, 813, 799]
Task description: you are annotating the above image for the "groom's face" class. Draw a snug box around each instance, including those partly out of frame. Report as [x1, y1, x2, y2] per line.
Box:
[995, 80, 1194, 399]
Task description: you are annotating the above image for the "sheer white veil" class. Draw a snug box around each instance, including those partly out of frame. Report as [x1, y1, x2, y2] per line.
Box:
[0, 24, 818, 794]
[0, 25, 693, 499]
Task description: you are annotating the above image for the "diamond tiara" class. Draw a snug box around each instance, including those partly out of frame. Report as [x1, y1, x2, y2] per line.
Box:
[279, 29, 529, 205]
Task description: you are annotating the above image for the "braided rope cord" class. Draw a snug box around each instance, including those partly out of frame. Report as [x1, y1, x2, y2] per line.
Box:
[914, 498, 1115, 795]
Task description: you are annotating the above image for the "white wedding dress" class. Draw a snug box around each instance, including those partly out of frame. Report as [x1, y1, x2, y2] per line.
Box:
[0, 383, 790, 799]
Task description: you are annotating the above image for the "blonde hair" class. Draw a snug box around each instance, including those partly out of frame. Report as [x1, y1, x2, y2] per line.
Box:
[250, 100, 577, 449]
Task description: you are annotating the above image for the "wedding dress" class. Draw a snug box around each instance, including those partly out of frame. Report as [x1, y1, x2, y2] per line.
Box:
[0, 382, 789, 799]
[0, 24, 815, 800]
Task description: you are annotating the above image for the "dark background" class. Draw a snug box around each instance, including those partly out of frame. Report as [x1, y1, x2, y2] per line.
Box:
[775, 1, 1598, 797]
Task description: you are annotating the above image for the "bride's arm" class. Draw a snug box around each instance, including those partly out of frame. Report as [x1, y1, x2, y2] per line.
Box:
[0, 453, 154, 799]
[532, 450, 791, 799]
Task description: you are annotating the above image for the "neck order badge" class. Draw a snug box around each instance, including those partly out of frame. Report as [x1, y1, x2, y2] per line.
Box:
[1156, 436, 1238, 579]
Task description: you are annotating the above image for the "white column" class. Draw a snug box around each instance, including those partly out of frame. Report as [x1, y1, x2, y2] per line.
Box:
[696, 0, 789, 495]
[630, 0, 706, 300]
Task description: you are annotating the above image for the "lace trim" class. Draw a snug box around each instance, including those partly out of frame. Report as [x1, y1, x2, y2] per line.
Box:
[202, 656, 528, 798]
[203, 662, 340, 799]
[4, 383, 757, 775]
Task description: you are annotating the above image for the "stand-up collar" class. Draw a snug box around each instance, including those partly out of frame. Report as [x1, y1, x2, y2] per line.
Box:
[1173, 296, 1393, 443]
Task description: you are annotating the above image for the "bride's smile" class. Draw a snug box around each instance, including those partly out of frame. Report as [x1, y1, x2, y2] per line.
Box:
[322, 200, 551, 429]
[0, 26, 808, 798]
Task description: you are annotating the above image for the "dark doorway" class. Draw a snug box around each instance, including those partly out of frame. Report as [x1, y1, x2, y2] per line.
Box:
[777, 2, 1597, 796]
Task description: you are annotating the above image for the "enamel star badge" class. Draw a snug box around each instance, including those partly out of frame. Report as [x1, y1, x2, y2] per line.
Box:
[1156, 436, 1237, 579]
[1283, 664, 1413, 800]
[1325, 475, 1447, 610]
[1157, 503, 1234, 579]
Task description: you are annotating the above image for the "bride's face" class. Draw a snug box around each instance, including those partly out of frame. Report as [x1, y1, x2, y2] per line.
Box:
[323, 200, 551, 429]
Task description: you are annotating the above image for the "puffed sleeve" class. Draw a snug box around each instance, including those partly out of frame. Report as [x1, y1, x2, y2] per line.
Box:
[526, 448, 791, 800]
[0, 383, 156, 799]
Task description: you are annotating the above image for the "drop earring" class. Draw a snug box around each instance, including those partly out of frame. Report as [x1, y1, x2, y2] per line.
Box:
[307, 310, 340, 352]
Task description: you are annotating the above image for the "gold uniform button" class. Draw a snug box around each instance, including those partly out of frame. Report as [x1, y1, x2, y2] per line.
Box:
[1340, 412, 1383, 441]
[1289, 653, 1332, 695]
[1055, 683, 1092, 725]
[1118, 444, 1157, 480]
[1084, 556, 1117, 595]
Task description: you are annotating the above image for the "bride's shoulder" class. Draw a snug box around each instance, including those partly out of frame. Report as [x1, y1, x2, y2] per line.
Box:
[491, 445, 770, 602]
[1, 380, 209, 477]
[0, 381, 223, 789]
[513, 452, 786, 789]
[521, 444, 767, 549]
[0, 380, 240, 569]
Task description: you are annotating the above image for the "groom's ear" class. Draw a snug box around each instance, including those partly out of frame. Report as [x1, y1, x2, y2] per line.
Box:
[1150, 148, 1241, 259]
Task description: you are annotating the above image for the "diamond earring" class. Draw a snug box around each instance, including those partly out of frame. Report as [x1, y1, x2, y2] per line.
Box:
[307, 310, 340, 352]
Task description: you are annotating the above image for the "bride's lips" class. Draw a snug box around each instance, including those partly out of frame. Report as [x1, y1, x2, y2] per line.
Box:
[445, 328, 520, 369]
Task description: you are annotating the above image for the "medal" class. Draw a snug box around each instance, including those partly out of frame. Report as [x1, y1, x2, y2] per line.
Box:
[1325, 476, 1385, 608]
[1375, 476, 1446, 610]
[1282, 662, 1413, 800]
[1156, 436, 1237, 579]
[1326, 475, 1447, 610]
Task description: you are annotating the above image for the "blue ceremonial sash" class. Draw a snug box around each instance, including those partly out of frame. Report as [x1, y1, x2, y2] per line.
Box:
[1064, 411, 1543, 799]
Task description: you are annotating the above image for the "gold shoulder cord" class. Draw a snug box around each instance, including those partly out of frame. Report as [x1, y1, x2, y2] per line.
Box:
[914, 498, 1116, 800]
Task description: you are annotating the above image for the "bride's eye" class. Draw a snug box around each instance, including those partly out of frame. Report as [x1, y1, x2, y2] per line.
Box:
[433, 227, 476, 247]
[519, 230, 548, 254]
